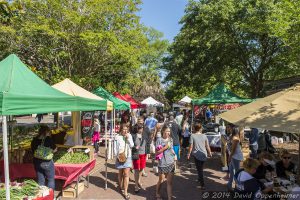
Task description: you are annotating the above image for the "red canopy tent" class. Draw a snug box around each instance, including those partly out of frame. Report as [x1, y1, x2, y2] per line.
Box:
[123, 94, 145, 109]
[113, 92, 127, 102]
[113, 92, 145, 109]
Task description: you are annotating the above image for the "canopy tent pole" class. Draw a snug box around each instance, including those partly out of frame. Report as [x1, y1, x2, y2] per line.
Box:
[113, 109, 115, 135]
[105, 111, 108, 190]
[111, 110, 114, 159]
[2, 116, 11, 200]
[298, 134, 300, 182]
[191, 103, 194, 133]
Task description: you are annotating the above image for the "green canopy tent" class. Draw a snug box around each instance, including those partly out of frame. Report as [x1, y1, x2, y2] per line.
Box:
[192, 83, 253, 105]
[93, 87, 129, 136]
[93, 87, 130, 110]
[191, 83, 253, 131]
[0, 54, 109, 199]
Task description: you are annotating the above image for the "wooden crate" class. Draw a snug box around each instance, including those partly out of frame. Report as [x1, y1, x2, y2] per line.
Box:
[71, 145, 94, 161]
[62, 182, 85, 198]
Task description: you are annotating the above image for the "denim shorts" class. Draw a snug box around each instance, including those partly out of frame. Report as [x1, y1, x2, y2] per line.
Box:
[116, 157, 132, 169]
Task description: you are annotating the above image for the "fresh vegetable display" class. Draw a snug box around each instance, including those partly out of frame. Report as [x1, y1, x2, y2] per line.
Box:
[0, 180, 40, 200]
[53, 149, 90, 164]
[0, 125, 41, 150]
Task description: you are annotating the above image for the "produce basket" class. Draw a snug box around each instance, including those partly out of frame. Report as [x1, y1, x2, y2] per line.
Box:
[53, 145, 93, 164]
[71, 145, 94, 161]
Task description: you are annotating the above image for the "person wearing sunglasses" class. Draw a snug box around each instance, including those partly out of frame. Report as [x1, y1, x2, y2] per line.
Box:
[276, 149, 297, 179]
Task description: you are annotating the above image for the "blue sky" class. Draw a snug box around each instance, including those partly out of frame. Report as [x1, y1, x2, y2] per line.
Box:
[138, 0, 189, 42]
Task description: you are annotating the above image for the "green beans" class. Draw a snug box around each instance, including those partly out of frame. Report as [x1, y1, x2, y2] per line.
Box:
[0, 179, 39, 200]
[53, 150, 89, 164]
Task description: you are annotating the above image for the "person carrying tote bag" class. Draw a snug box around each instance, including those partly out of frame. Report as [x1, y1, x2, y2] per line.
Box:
[31, 125, 57, 190]
[114, 123, 134, 200]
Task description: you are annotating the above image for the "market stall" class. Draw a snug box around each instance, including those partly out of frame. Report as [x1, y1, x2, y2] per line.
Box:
[219, 84, 300, 191]
[52, 78, 113, 144]
[141, 96, 164, 107]
[93, 86, 130, 136]
[0, 145, 96, 199]
[191, 83, 252, 125]
[0, 54, 108, 199]
[93, 87, 130, 155]
[192, 83, 252, 122]
[141, 96, 164, 113]
[93, 87, 131, 189]
[219, 84, 300, 169]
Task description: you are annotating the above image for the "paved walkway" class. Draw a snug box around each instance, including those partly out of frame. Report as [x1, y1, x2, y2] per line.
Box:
[59, 149, 227, 200]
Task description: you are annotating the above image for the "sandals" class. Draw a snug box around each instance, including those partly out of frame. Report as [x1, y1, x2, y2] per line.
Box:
[124, 193, 130, 200]
[117, 186, 125, 194]
[134, 186, 140, 193]
[138, 183, 144, 190]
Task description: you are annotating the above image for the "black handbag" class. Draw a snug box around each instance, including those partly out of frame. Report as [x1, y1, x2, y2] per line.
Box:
[132, 147, 139, 160]
[132, 134, 144, 160]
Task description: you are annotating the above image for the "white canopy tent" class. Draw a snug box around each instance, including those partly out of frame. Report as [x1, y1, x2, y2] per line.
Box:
[141, 96, 164, 107]
[179, 95, 192, 104]
[52, 78, 113, 144]
[52, 78, 113, 109]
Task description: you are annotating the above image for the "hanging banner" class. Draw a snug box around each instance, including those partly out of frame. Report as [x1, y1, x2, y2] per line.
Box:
[81, 111, 95, 140]
[215, 104, 241, 110]
[194, 105, 200, 116]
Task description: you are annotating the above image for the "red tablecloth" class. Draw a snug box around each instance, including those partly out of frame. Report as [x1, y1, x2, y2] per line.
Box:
[1, 159, 96, 188]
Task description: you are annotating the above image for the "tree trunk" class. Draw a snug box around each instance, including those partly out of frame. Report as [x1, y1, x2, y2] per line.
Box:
[249, 75, 264, 98]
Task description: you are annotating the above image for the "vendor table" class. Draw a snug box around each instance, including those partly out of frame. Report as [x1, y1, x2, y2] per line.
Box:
[261, 177, 299, 197]
[0, 159, 96, 188]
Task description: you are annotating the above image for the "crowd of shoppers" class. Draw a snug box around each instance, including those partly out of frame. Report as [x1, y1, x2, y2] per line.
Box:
[29, 109, 297, 200]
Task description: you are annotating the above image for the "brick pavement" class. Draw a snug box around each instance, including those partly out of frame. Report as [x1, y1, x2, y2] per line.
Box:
[59, 150, 227, 200]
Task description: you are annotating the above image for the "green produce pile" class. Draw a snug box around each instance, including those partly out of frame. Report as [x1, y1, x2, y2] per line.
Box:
[0, 179, 39, 200]
[53, 150, 90, 164]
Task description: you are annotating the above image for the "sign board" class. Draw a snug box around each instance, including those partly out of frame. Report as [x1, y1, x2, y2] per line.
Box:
[81, 111, 94, 139]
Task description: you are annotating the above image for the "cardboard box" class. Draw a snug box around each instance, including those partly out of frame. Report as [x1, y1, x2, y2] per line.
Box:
[62, 182, 85, 198]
